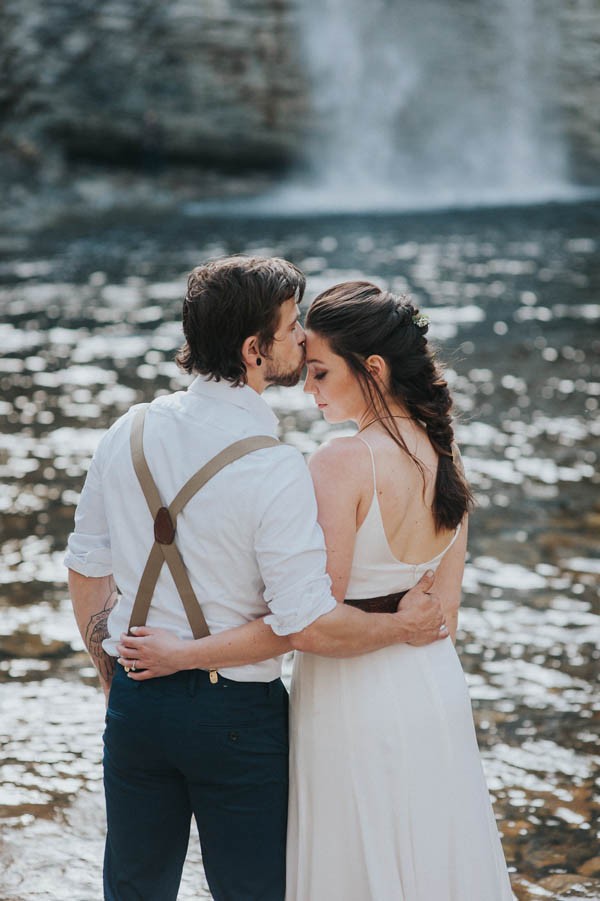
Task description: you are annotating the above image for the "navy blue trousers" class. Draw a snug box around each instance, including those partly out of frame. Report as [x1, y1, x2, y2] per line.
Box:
[103, 666, 289, 901]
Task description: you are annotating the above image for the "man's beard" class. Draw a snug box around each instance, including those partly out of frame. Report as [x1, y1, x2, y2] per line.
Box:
[264, 357, 305, 388]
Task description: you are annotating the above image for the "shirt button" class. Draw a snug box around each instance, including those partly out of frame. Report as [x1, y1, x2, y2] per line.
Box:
[229, 731, 239, 742]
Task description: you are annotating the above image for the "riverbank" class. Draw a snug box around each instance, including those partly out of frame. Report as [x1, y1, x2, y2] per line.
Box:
[2, 164, 280, 233]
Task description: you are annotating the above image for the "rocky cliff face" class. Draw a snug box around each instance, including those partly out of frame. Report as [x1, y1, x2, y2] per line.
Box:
[0, 0, 308, 185]
[559, 1, 600, 185]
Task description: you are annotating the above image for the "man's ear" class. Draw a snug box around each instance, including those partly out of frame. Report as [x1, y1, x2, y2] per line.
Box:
[242, 335, 262, 369]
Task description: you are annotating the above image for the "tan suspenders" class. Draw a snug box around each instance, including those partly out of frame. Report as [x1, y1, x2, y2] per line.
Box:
[127, 406, 279, 678]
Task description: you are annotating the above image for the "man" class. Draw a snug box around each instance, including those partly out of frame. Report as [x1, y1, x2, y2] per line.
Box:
[66, 256, 448, 901]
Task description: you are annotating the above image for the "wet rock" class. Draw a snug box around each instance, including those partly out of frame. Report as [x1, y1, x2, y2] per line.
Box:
[578, 857, 600, 878]
[522, 816, 599, 875]
[0, 631, 73, 659]
[538, 874, 600, 897]
[511, 874, 554, 899]
[525, 846, 571, 871]
[503, 819, 535, 839]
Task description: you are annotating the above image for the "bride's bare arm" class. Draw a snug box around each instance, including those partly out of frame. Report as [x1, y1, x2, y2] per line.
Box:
[432, 441, 469, 640]
[409, 517, 468, 643]
[305, 438, 363, 602]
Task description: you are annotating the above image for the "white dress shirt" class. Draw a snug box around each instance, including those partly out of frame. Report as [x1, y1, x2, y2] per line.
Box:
[64, 376, 336, 681]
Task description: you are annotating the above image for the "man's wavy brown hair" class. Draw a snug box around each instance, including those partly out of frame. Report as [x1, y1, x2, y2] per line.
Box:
[176, 255, 306, 386]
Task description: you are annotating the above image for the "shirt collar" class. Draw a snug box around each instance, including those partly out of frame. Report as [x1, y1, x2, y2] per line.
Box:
[188, 375, 279, 435]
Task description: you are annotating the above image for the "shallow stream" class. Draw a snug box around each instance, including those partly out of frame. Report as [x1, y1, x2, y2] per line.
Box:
[0, 201, 598, 900]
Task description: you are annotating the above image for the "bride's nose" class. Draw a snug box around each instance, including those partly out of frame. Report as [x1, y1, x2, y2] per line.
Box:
[303, 372, 315, 394]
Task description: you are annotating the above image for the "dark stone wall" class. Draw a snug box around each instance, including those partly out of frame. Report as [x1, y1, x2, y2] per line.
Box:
[559, 0, 600, 185]
[0, 0, 308, 183]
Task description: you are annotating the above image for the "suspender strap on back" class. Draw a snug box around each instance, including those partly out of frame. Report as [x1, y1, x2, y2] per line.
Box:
[127, 406, 280, 642]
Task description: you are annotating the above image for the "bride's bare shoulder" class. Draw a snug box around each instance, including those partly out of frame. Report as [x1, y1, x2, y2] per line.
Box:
[308, 435, 371, 479]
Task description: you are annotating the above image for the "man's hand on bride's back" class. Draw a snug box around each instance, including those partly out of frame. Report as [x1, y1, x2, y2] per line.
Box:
[397, 571, 449, 646]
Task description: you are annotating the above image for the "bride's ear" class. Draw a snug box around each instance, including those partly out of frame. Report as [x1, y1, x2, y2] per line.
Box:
[365, 354, 387, 383]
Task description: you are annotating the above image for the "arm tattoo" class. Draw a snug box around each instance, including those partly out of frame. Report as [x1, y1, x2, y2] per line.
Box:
[84, 582, 118, 684]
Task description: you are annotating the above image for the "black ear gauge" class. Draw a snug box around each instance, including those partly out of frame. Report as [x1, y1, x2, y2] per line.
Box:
[256, 358, 262, 366]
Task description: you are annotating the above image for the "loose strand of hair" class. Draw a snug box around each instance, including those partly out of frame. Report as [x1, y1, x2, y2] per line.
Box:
[358, 365, 430, 500]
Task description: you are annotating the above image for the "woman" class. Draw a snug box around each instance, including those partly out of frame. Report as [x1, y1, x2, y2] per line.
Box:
[285, 281, 513, 900]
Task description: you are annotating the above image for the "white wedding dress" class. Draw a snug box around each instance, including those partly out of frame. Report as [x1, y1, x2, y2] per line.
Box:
[286, 441, 514, 901]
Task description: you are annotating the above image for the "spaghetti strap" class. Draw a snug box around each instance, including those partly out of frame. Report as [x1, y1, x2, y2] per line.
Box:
[356, 436, 378, 495]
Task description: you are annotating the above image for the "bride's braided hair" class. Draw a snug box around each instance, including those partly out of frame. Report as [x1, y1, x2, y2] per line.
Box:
[306, 281, 473, 531]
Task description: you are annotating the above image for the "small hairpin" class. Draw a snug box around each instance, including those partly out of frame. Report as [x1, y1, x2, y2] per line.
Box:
[412, 313, 429, 328]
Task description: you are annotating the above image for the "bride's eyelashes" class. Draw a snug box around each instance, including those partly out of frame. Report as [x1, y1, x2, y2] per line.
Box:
[314, 372, 327, 381]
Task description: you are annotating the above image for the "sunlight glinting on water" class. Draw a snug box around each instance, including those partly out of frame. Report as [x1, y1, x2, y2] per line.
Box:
[0, 206, 598, 897]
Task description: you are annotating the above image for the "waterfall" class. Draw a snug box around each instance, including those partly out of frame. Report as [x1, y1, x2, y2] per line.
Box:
[291, 0, 571, 210]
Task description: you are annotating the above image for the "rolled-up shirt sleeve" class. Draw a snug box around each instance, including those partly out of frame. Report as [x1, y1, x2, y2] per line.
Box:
[255, 449, 337, 636]
[64, 446, 113, 577]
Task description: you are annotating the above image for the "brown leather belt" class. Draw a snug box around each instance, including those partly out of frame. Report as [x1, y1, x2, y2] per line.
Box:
[344, 589, 409, 614]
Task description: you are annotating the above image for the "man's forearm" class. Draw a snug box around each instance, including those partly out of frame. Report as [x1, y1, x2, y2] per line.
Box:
[179, 618, 292, 671]
[68, 570, 118, 692]
[180, 604, 414, 669]
[128, 608, 402, 673]
[120, 571, 445, 676]
[288, 603, 414, 657]
[185, 582, 442, 666]
[125, 607, 404, 673]
[289, 571, 446, 656]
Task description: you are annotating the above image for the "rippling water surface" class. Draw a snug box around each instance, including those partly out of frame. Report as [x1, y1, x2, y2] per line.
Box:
[1, 202, 599, 900]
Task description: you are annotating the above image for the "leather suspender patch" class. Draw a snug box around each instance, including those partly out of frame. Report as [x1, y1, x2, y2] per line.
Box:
[154, 507, 175, 545]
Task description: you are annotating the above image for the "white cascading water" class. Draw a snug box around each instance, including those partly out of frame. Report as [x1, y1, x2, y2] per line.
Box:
[286, 0, 572, 211]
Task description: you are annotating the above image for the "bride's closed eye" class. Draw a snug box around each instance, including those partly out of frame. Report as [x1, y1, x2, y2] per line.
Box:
[314, 372, 327, 381]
